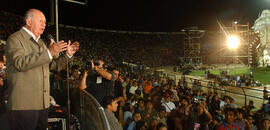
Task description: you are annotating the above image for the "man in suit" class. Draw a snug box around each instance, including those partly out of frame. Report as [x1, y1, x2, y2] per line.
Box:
[5, 9, 79, 130]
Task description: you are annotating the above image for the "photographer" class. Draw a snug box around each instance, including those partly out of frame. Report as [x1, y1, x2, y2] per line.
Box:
[184, 101, 212, 130]
[79, 59, 120, 104]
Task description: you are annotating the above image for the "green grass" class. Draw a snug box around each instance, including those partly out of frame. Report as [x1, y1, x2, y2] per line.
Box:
[189, 67, 270, 85]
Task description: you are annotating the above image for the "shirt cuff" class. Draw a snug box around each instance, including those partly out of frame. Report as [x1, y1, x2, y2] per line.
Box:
[66, 53, 73, 58]
[47, 50, 53, 60]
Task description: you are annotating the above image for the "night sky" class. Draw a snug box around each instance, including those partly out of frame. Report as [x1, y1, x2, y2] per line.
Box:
[1, 0, 270, 32]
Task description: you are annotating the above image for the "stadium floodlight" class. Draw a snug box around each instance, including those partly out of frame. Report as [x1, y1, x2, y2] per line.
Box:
[227, 35, 240, 49]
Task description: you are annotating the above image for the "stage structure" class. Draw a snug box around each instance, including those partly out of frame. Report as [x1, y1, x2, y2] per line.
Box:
[218, 21, 254, 66]
[180, 27, 205, 64]
[253, 9, 270, 67]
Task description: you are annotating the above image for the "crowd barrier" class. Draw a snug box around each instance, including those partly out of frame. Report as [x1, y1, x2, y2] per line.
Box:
[182, 76, 266, 108]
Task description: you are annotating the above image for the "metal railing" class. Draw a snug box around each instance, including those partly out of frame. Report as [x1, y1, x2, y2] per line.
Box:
[182, 76, 266, 108]
[70, 88, 110, 130]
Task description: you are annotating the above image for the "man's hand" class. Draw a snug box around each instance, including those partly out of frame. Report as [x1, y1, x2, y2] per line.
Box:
[83, 70, 88, 77]
[116, 97, 124, 102]
[48, 39, 68, 57]
[90, 60, 95, 70]
[66, 40, 79, 56]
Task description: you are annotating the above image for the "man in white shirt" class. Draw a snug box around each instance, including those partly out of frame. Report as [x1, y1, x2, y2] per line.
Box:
[161, 93, 176, 113]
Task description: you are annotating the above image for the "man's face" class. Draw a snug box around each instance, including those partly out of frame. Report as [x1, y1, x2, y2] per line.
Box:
[165, 97, 171, 102]
[181, 99, 188, 106]
[146, 102, 153, 109]
[247, 116, 254, 124]
[133, 113, 141, 122]
[225, 111, 236, 124]
[112, 70, 119, 80]
[108, 100, 118, 112]
[237, 112, 243, 119]
[159, 110, 166, 118]
[139, 100, 144, 108]
[26, 10, 46, 37]
[196, 105, 204, 115]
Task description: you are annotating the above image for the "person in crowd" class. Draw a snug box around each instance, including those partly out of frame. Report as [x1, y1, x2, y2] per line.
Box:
[170, 96, 190, 130]
[208, 116, 221, 130]
[79, 59, 120, 104]
[209, 95, 222, 119]
[157, 123, 168, 130]
[102, 96, 123, 130]
[129, 81, 138, 95]
[149, 117, 159, 130]
[235, 108, 251, 130]
[169, 85, 180, 102]
[122, 77, 130, 88]
[6, 9, 79, 130]
[123, 102, 133, 127]
[157, 107, 167, 126]
[115, 74, 125, 100]
[193, 90, 204, 101]
[141, 100, 158, 126]
[135, 99, 145, 113]
[246, 115, 257, 130]
[264, 97, 270, 113]
[217, 107, 239, 130]
[161, 93, 176, 113]
[144, 80, 153, 94]
[227, 97, 238, 109]
[126, 79, 133, 96]
[246, 100, 256, 114]
[135, 120, 148, 130]
[185, 102, 212, 130]
[259, 117, 270, 130]
[263, 87, 269, 100]
[220, 96, 231, 110]
[127, 112, 142, 130]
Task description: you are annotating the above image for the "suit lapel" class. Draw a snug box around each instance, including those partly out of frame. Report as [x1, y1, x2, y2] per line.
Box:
[20, 28, 45, 53]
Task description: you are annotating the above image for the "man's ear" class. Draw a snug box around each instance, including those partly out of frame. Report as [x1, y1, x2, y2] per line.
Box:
[26, 19, 31, 26]
[107, 104, 112, 110]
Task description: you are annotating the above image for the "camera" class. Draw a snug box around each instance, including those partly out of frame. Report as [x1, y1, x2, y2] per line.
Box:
[93, 60, 100, 66]
[84, 60, 108, 70]
[85, 61, 92, 70]
[191, 97, 200, 104]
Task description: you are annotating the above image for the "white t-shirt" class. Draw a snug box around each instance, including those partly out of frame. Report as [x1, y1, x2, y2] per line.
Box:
[162, 101, 176, 112]
[129, 86, 138, 94]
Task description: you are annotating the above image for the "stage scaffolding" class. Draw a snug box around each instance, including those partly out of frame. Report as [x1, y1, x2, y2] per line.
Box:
[218, 22, 257, 66]
[180, 27, 205, 64]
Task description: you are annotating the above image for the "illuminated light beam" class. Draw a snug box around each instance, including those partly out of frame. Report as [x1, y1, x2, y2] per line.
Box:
[217, 19, 230, 39]
[227, 35, 240, 49]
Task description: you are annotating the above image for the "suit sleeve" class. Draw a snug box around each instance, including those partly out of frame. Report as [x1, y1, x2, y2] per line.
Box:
[6, 36, 51, 72]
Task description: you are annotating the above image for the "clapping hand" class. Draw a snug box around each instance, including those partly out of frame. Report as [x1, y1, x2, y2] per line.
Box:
[48, 40, 68, 57]
[66, 40, 80, 56]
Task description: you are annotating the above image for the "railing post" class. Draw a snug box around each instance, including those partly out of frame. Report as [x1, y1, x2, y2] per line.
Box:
[240, 87, 247, 106]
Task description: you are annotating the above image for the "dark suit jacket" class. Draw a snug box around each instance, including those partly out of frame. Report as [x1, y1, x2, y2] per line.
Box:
[6, 28, 68, 110]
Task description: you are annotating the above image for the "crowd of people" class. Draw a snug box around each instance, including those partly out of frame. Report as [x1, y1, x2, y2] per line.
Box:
[0, 10, 270, 130]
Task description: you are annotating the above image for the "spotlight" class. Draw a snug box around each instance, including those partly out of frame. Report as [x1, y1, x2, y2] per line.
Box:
[227, 35, 240, 49]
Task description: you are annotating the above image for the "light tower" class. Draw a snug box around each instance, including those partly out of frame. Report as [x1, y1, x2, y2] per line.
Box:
[253, 9, 270, 66]
[218, 21, 251, 65]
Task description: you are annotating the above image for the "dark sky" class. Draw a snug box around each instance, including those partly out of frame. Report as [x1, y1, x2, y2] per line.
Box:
[1, 0, 270, 32]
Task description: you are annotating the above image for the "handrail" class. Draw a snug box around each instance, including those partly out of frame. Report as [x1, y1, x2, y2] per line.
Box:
[183, 76, 264, 99]
[78, 89, 110, 130]
[182, 76, 265, 108]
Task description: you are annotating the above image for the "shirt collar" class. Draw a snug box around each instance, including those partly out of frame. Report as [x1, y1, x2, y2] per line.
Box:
[22, 27, 40, 42]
